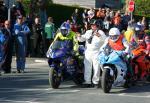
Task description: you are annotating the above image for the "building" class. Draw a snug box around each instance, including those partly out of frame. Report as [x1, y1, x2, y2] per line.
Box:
[53, 0, 124, 9]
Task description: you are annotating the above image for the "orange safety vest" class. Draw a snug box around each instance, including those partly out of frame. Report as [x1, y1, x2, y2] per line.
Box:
[108, 35, 125, 51]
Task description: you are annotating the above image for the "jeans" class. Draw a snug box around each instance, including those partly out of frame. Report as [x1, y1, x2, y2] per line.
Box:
[15, 35, 26, 70]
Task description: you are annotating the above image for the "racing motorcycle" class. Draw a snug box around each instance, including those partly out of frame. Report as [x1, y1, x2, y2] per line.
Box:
[131, 45, 150, 82]
[46, 40, 84, 89]
[98, 47, 129, 93]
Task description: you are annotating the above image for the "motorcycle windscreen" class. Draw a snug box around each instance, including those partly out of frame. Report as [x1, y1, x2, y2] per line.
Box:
[98, 51, 123, 65]
[47, 40, 73, 58]
[107, 51, 123, 64]
[98, 52, 108, 65]
[50, 49, 66, 58]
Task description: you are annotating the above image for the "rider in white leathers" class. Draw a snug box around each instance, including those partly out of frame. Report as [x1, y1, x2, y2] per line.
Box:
[77, 19, 107, 87]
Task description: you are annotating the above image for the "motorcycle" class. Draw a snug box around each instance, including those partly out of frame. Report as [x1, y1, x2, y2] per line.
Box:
[131, 45, 150, 82]
[98, 47, 128, 93]
[46, 40, 84, 89]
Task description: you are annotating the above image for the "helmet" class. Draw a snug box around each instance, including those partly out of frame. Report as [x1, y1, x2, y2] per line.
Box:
[134, 24, 142, 32]
[90, 19, 103, 30]
[134, 24, 144, 37]
[60, 22, 70, 36]
[109, 27, 120, 42]
[90, 19, 100, 27]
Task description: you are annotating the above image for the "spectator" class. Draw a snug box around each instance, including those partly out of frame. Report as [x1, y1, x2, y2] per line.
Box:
[96, 8, 105, 20]
[37, 0, 48, 28]
[104, 9, 110, 21]
[109, 10, 114, 19]
[141, 17, 147, 30]
[124, 25, 135, 43]
[14, 16, 30, 73]
[103, 17, 112, 35]
[0, 28, 6, 75]
[71, 8, 79, 24]
[0, 1, 8, 25]
[23, 15, 33, 57]
[32, 17, 44, 57]
[1, 20, 12, 73]
[112, 12, 122, 31]
[82, 9, 89, 32]
[87, 8, 95, 22]
[11, 5, 18, 31]
[122, 12, 130, 30]
[45, 17, 55, 51]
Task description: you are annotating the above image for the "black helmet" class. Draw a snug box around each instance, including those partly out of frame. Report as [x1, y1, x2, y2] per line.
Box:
[90, 19, 98, 25]
[90, 19, 102, 28]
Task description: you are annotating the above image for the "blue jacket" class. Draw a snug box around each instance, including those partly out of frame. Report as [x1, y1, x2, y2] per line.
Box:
[14, 23, 30, 36]
[0, 30, 6, 62]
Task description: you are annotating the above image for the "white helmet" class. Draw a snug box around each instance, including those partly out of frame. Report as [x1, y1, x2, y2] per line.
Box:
[109, 28, 120, 42]
[109, 27, 120, 36]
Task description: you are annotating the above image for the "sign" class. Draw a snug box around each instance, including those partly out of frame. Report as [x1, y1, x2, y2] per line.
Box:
[129, 0, 134, 12]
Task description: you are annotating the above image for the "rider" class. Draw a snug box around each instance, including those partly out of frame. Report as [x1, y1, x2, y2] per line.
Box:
[100, 27, 130, 55]
[47, 22, 79, 53]
[131, 25, 150, 57]
[100, 27, 131, 84]
[46, 22, 80, 67]
[130, 24, 150, 79]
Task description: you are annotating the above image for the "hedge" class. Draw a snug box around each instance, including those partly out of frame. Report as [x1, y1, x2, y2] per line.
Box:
[22, 1, 85, 28]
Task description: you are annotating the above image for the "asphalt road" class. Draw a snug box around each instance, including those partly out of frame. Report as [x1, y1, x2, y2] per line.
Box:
[0, 57, 150, 103]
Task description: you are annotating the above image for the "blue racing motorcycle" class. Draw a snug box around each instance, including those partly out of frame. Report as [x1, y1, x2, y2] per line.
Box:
[98, 47, 129, 93]
[47, 40, 84, 89]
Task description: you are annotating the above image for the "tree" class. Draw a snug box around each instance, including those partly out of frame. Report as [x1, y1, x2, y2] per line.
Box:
[134, 0, 150, 17]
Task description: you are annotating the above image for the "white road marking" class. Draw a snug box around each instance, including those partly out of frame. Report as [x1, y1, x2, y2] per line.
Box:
[48, 89, 80, 93]
[12, 60, 48, 68]
[34, 60, 47, 63]
[0, 88, 53, 93]
[118, 93, 126, 96]
[26, 62, 47, 67]
[0, 100, 40, 103]
[147, 95, 150, 97]
[88, 92, 150, 98]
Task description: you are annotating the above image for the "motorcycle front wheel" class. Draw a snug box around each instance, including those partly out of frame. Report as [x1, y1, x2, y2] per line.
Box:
[101, 68, 113, 93]
[49, 67, 61, 89]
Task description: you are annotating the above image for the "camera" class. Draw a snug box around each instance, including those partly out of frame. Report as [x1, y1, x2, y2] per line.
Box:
[87, 36, 93, 44]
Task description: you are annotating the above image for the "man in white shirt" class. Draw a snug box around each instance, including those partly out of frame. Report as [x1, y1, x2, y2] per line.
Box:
[77, 19, 107, 87]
